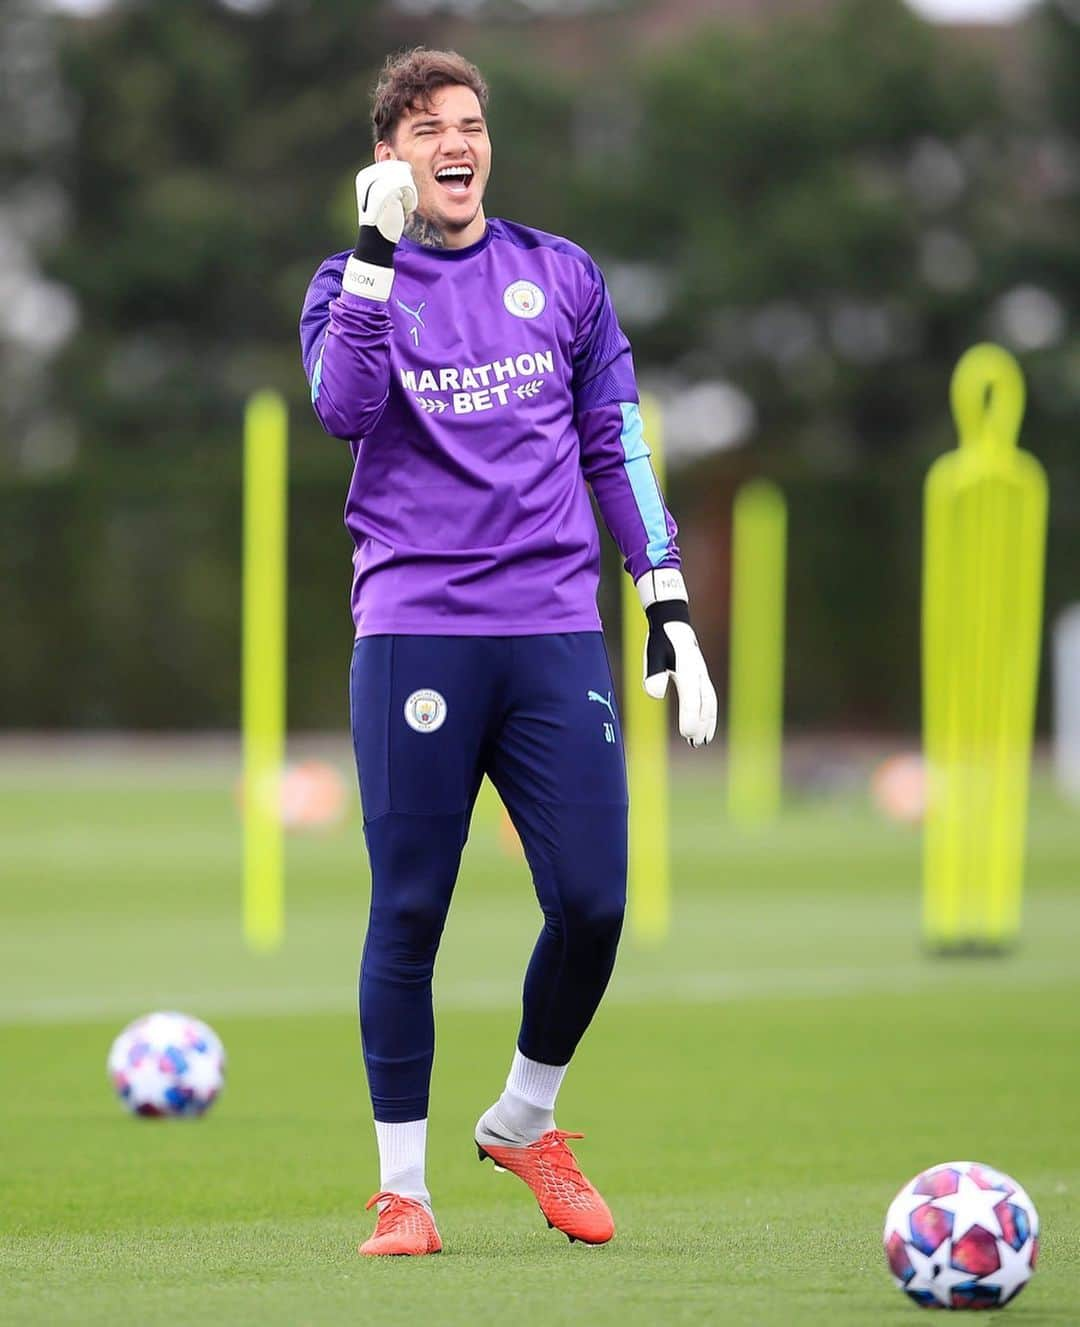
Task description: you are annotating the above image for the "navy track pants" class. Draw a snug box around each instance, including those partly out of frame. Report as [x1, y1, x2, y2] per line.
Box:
[350, 633, 628, 1123]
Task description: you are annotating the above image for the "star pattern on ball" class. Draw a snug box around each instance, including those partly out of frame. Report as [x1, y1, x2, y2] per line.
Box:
[185, 1054, 223, 1097]
[932, 1172, 1007, 1240]
[127, 1059, 170, 1109]
[978, 1237, 1035, 1305]
[885, 1184, 935, 1234]
[905, 1243, 977, 1307]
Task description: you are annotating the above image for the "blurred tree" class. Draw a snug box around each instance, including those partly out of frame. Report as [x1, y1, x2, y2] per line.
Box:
[1022, 0, 1080, 726]
[46, 0, 390, 453]
[575, 0, 1004, 453]
[0, 1, 80, 473]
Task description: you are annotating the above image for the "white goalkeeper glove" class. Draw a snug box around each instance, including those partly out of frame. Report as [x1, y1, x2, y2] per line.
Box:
[342, 160, 418, 302]
[636, 569, 718, 749]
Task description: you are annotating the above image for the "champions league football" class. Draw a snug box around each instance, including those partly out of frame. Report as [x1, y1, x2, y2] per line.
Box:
[107, 1012, 226, 1118]
[884, 1161, 1039, 1310]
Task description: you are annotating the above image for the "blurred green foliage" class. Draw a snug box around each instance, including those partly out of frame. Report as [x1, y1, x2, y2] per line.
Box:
[1, 0, 1077, 729]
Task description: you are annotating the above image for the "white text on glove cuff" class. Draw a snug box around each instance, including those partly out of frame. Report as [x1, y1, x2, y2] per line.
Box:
[636, 568, 688, 610]
[342, 256, 395, 302]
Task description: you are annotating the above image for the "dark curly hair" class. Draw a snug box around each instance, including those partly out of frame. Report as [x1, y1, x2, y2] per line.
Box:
[371, 48, 489, 145]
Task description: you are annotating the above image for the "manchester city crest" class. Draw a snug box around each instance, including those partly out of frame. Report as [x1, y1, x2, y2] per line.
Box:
[503, 280, 546, 320]
[404, 688, 447, 734]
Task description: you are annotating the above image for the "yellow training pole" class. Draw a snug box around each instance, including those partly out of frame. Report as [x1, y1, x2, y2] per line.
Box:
[922, 345, 1047, 951]
[622, 393, 670, 944]
[243, 390, 289, 953]
[727, 479, 787, 826]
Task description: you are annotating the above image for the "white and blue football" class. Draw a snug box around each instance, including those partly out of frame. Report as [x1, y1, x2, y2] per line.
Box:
[884, 1161, 1038, 1310]
[107, 1011, 225, 1118]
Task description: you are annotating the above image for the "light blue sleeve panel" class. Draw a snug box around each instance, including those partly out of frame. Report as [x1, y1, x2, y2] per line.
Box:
[310, 337, 325, 404]
[619, 402, 675, 568]
[577, 400, 680, 580]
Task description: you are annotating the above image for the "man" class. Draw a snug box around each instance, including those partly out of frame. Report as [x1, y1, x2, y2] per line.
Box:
[300, 48, 717, 1257]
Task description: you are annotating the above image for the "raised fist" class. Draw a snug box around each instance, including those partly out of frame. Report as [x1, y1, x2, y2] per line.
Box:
[355, 161, 418, 245]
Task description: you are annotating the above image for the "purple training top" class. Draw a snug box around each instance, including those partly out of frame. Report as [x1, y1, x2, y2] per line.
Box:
[299, 217, 679, 637]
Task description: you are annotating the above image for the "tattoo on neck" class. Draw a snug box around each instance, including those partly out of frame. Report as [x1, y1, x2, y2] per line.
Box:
[404, 214, 447, 249]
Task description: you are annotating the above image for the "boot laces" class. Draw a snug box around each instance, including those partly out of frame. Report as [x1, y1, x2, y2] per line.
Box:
[365, 1191, 423, 1223]
[536, 1130, 590, 1186]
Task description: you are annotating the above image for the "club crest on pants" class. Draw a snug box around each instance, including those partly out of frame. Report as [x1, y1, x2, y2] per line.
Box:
[404, 689, 447, 734]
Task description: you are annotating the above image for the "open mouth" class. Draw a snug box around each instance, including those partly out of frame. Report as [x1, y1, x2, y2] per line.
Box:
[434, 164, 474, 197]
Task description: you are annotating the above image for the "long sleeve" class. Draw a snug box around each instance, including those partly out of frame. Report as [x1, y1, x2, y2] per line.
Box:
[572, 261, 680, 580]
[299, 252, 394, 441]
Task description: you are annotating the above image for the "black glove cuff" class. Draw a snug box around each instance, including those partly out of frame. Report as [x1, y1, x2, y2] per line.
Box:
[353, 226, 395, 269]
[645, 600, 691, 631]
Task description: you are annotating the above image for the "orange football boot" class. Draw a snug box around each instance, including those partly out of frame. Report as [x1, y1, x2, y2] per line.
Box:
[358, 1192, 442, 1257]
[476, 1129, 614, 1245]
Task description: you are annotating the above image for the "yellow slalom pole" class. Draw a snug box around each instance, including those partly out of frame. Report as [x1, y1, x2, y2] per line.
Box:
[243, 390, 288, 953]
[727, 480, 787, 825]
[622, 393, 670, 944]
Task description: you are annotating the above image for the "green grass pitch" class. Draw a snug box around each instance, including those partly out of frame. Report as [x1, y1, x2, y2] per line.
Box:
[2, 744, 1078, 1325]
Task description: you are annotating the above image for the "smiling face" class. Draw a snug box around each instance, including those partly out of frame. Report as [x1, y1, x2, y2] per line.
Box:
[376, 83, 492, 249]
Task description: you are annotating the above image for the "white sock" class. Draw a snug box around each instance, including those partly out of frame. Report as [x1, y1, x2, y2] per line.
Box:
[374, 1118, 430, 1208]
[482, 1050, 568, 1142]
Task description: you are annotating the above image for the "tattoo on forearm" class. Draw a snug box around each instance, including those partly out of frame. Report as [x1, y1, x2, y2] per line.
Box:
[404, 213, 447, 249]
